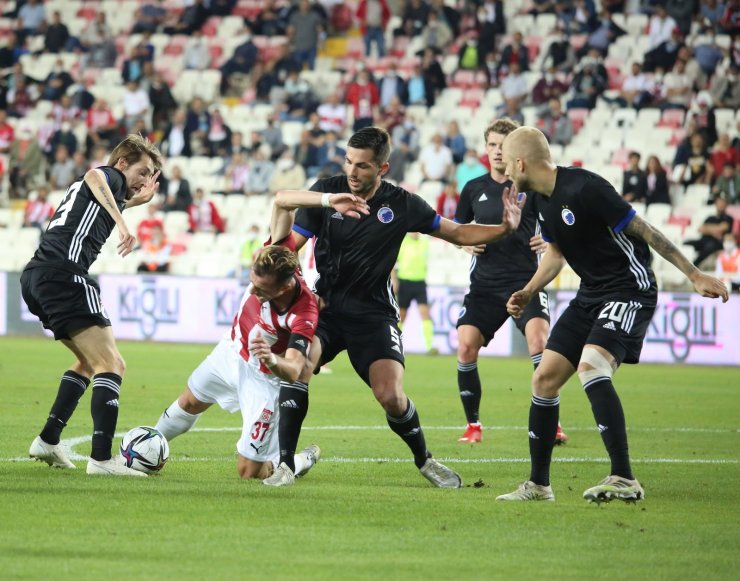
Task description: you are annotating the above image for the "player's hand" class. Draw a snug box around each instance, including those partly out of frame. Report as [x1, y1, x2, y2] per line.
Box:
[502, 185, 525, 234]
[128, 170, 161, 207]
[117, 226, 136, 257]
[507, 289, 532, 318]
[463, 244, 486, 256]
[691, 272, 729, 303]
[529, 235, 547, 255]
[249, 334, 275, 365]
[329, 193, 370, 219]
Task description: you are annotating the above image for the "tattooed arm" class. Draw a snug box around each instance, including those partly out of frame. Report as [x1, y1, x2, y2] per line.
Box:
[84, 169, 136, 257]
[625, 214, 729, 302]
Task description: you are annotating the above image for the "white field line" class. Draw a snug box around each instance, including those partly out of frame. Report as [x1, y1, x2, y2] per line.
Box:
[4, 425, 738, 465]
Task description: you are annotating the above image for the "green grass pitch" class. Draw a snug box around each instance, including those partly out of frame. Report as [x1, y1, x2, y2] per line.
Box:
[0, 337, 738, 580]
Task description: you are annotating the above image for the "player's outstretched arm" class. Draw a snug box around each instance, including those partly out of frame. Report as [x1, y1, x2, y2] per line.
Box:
[84, 169, 135, 257]
[507, 243, 566, 317]
[271, 190, 370, 242]
[433, 187, 526, 246]
[625, 215, 729, 302]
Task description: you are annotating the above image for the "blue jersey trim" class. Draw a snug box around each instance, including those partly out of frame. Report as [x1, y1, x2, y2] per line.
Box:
[542, 234, 554, 243]
[614, 208, 636, 233]
[292, 224, 314, 239]
[431, 214, 441, 230]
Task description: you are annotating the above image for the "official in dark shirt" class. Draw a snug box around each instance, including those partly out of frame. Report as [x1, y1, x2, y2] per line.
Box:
[497, 127, 728, 503]
[274, 127, 526, 488]
[454, 118, 567, 446]
[21, 134, 162, 477]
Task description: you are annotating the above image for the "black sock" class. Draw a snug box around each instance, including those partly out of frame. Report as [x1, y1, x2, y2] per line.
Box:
[278, 381, 309, 473]
[528, 394, 559, 486]
[584, 378, 633, 479]
[386, 399, 429, 468]
[90, 373, 122, 461]
[40, 370, 90, 445]
[458, 361, 481, 424]
[531, 352, 543, 370]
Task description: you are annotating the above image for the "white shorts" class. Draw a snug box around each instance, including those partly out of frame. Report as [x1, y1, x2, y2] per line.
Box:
[188, 337, 281, 464]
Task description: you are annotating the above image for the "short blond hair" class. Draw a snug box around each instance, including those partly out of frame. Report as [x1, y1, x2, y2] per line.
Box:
[109, 134, 162, 172]
[484, 118, 520, 142]
[253, 245, 299, 285]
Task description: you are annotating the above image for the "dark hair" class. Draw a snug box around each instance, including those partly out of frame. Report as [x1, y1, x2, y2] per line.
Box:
[484, 118, 520, 142]
[252, 245, 298, 285]
[347, 127, 391, 165]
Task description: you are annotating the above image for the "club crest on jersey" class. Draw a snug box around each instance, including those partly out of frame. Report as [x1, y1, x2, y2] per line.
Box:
[458, 306, 467, 319]
[377, 206, 394, 223]
[260, 408, 273, 423]
[561, 208, 575, 226]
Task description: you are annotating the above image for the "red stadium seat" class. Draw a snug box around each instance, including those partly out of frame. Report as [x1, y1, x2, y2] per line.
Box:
[567, 108, 589, 134]
[659, 109, 685, 128]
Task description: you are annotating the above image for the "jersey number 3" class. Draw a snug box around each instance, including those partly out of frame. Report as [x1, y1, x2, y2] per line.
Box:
[48, 180, 83, 230]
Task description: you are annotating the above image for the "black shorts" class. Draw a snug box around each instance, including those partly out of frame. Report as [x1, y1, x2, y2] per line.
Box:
[20, 266, 111, 340]
[546, 292, 657, 368]
[456, 286, 551, 346]
[397, 279, 427, 309]
[315, 312, 404, 386]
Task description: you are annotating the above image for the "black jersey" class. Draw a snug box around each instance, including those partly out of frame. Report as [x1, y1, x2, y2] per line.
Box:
[27, 167, 127, 275]
[538, 167, 657, 299]
[455, 173, 539, 287]
[293, 176, 439, 319]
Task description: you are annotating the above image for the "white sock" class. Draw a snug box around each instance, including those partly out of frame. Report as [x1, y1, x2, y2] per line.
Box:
[293, 450, 310, 476]
[154, 400, 201, 441]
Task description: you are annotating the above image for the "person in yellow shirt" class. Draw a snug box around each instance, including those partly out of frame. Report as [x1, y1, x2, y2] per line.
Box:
[394, 232, 437, 355]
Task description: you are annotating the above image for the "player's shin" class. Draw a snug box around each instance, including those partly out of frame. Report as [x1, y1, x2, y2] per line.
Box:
[584, 379, 633, 480]
[40, 370, 90, 445]
[278, 380, 309, 473]
[90, 373, 122, 461]
[528, 394, 559, 486]
[155, 400, 202, 441]
[457, 361, 482, 424]
[386, 398, 429, 468]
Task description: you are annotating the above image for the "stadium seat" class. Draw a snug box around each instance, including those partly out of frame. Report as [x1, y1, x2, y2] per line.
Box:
[659, 109, 685, 128]
[567, 108, 589, 134]
[645, 203, 672, 225]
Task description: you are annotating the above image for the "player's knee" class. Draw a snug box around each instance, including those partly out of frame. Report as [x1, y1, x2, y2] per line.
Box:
[532, 367, 561, 398]
[577, 346, 615, 386]
[374, 388, 406, 415]
[457, 341, 479, 363]
[237, 459, 265, 480]
[527, 336, 548, 355]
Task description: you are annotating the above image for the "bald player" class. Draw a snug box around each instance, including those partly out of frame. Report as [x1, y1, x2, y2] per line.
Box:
[496, 127, 728, 503]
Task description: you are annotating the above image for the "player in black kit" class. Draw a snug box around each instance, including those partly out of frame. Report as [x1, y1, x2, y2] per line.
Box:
[496, 127, 728, 503]
[263, 127, 526, 488]
[454, 118, 568, 446]
[21, 134, 162, 477]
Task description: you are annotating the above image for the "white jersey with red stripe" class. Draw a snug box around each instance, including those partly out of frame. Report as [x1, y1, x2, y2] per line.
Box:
[229, 234, 318, 374]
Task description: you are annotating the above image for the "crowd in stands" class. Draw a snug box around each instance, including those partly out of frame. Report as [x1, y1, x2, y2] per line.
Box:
[0, 0, 739, 288]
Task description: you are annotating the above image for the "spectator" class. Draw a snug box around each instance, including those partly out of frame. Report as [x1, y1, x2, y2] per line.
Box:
[678, 132, 711, 186]
[456, 31, 482, 80]
[436, 180, 460, 220]
[648, 4, 678, 50]
[710, 133, 740, 178]
[44, 11, 69, 53]
[346, 68, 379, 130]
[239, 224, 263, 277]
[421, 10, 453, 53]
[556, 0, 593, 35]
[580, 9, 626, 57]
[185, 97, 211, 155]
[529, 0, 557, 15]
[86, 98, 118, 151]
[429, 0, 461, 37]
[499, 61, 529, 109]
[622, 151, 647, 203]
[712, 162, 740, 204]
[149, 71, 177, 130]
[645, 155, 671, 206]
[444, 121, 467, 164]
[0, 109, 15, 153]
[132, 1, 168, 34]
[221, 152, 250, 194]
[161, 165, 193, 212]
[163, 0, 208, 35]
[690, 90, 719, 147]
[378, 62, 409, 109]
[246, 145, 275, 195]
[357, 0, 391, 57]
[161, 108, 192, 158]
[699, 0, 726, 33]
[376, 95, 406, 134]
[287, 0, 325, 70]
[455, 148, 487, 191]
[716, 232, 740, 291]
[315, 130, 345, 178]
[184, 30, 211, 71]
[253, 0, 288, 36]
[421, 47, 446, 102]
[615, 62, 654, 109]
[316, 91, 348, 134]
[532, 66, 569, 106]
[294, 129, 320, 177]
[122, 80, 151, 132]
[9, 125, 45, 199]
[48, 144, 76, 189]
[261, 114, 286, 160]
[17, 0, 46, 40]
[188, 188, 226, 234]
[80, 13, 116, 68]
[661, 58, 692, 110]
[137, 203, 165, 246]
[137, 224, 172, 274]
[219, 33, 258, 96]
[23, 185, 55, 230]
[88, 144, 109, 170]
[477, 0, 506, 57]
[268, 149, 306, 191]
[387, 118, 420, 182]
[568, 56, 607, 109]
[537, 98, 573, 146]
[710, 62, 740, 109]
[644, 25, 684, 72]
[122, 45, 146, 84]
[685, 193, 734, 266]
[497, 31, 529, 79]
[51, 94, 80, 128]
[7, 74, 39, 117]
[399, 0, 430, 37]
[0, 32, 28, 70]
[694, 35, 725, 79]
[666, 0, 694, 34]
[207, 108, 232, 157]
[542, 30, 576, 73]
[419, 133, 453, 182]
[71, 151, 87, 178]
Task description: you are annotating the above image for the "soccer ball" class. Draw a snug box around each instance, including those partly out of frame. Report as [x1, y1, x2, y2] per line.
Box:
[120, 426, 169, 474]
